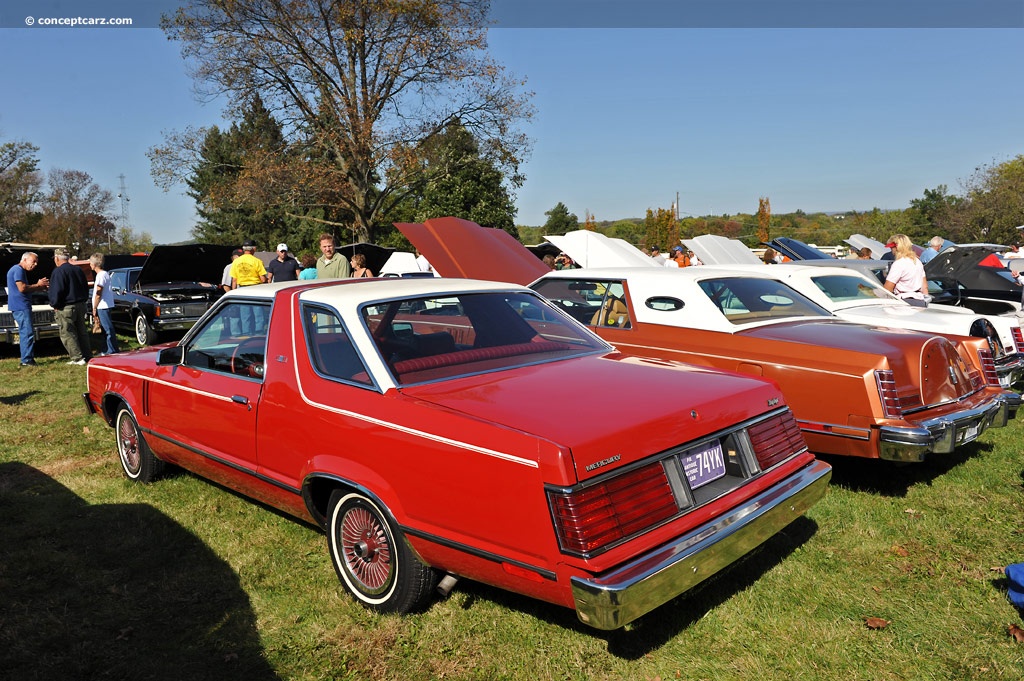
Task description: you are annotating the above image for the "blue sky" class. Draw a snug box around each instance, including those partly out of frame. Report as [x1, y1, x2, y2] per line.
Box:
[1, 9, 1022, 245]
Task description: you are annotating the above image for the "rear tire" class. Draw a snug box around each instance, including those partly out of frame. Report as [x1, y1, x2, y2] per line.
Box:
[115, 406, 164, 483]
[326, 490, 437, 614]
[135, 314, 158, 345]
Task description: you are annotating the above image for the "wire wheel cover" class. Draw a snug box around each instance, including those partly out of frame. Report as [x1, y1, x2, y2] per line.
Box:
[341, 505, 394, 594]
[118, 415, 140, 473]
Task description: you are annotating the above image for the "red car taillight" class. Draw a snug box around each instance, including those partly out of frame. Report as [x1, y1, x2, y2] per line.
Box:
[1012, 327, 1024, 354]
[875, 369, 903, 418]
[976, 348, 999, 386]
[549, 462, 677, 557]
[747, 409, 806, 470]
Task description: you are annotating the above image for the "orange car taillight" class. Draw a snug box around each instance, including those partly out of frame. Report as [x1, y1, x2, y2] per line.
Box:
[747, 409, 805, 470]
[1013, 327, 1024, 353]
[976, 348, 999, 386]
[549, 462, 677, 557]
[875, 369, 903, 418]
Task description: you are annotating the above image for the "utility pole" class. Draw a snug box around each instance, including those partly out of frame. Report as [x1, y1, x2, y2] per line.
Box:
[116, 174, 131, 249]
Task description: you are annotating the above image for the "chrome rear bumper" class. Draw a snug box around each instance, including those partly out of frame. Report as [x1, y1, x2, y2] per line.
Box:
[879, 391, 1020, 462]
[570, 459, 831, 630]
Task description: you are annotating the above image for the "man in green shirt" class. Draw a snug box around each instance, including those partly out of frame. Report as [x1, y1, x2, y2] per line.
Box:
[316, 233, 351, 279]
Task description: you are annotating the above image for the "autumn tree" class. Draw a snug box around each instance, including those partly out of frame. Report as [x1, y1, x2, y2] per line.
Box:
[582, 210, 597, 231]
[156, 0, 533, 244]
[0, 138, 43, 241]
[756, 197, 771, 243]
[35, 169, 114, 255]
[644, 207, 678, 252]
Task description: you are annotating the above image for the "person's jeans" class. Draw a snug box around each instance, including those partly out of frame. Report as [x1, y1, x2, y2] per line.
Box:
[12, 309, 35, 364]
[97, 307, 119, 354]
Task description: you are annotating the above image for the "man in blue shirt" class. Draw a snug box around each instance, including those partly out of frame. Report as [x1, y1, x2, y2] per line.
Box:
[6, 252, 49, 367]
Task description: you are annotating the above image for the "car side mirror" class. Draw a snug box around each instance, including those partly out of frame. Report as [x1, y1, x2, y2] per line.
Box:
[156, 345, 183, 366]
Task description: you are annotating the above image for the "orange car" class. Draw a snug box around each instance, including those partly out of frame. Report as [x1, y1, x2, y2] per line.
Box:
[400, 218, 1021, 463]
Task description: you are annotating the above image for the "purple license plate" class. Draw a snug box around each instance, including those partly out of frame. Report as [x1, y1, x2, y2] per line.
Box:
[681, 440, 726, 489]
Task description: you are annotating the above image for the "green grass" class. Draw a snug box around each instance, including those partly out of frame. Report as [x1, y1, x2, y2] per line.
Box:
[2, 338, 1023, 680]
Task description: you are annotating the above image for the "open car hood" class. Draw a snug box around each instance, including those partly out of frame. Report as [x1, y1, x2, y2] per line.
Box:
[924, 245, 1022, 298]
[545, 231, 660, 269]
[338, 242, 395, 277]
[764, 237, 832, 261]
[683, 234, 761, 266]
[395, 217, 549, 285]
[136, 244, 236, 287]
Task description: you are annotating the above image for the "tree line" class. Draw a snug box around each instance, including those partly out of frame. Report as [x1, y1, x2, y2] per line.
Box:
[522, 154, 1024, 251]
[0, 137, 153, 256]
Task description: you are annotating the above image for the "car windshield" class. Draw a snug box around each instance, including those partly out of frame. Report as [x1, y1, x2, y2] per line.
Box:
[698, 276, 832, 324]
[361, 290, 607, 385]
[809, 274, 895, 303]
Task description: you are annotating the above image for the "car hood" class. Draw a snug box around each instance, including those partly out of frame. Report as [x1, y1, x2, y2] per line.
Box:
[925, 245, 1023, 299]
[396, 217, 551, 285]
[764, 237, 832, 261]
[399, 350, 786, 478]
[545, 231, 661, 269]
[137, 244, 236, 286]
[683, 234, 761, 266]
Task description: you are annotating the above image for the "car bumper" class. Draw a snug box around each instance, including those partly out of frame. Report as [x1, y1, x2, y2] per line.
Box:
[2, 325, 61, 343]
[569, 458, 832, 630]
[878, 391, 1020, 462]
[151, 317, 202, 332]
[995, 354, 1024, 389]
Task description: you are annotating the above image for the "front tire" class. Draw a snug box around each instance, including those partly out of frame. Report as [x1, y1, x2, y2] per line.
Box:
[115, 406, 164, 482]
[326, 490, 437, 614]
[135, 314, 158, 345]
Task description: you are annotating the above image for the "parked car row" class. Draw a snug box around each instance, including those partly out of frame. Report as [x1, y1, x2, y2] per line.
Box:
[80, 219, 1023, 631]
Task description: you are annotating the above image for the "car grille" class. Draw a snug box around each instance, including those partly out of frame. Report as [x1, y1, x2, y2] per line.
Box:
[0, 309, 56, 327]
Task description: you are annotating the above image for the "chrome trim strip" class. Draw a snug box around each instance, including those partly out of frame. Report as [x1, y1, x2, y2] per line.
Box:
[569, 459, 831, 630]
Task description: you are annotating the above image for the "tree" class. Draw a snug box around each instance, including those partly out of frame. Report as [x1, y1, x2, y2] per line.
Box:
[909, 184, 962, 237]
[756, 197, 771, 243]
[159, 0, 533, 244]
[35, 169, 114, 255]
[955, 156, 1024, 244]
[582, 210, 597, 231]
[181, 96, 307, 248]
[0, 138, 42, 241]
[406, 122, 519, 237]
[644, 207, 678, 252]
[543, 202, 578, 235]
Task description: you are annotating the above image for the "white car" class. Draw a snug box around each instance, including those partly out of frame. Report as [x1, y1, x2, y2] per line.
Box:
[684, 234, 1024, 389]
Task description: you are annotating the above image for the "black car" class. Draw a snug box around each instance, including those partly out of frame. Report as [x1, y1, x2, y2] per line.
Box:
[109, 244, 233, 345]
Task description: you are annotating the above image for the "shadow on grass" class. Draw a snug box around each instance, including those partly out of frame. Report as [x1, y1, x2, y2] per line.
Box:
[818, 439, 992, 497]
[452, 516, 819, 658]
[0, 391, 40, 406]
[0, 462, 279, 681]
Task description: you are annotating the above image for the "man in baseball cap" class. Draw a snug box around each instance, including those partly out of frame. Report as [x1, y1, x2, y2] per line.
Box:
[267, 242, 300, 282]
[230, 240, 267, 288]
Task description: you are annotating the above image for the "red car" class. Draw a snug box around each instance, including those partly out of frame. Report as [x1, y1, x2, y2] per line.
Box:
[84, 277, 830, 629]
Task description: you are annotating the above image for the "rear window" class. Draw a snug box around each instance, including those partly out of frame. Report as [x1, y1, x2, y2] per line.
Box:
[361, 291, 607, 385]
[698, 277, 831, 324]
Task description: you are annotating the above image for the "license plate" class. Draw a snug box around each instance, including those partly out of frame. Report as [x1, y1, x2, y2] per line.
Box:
[681, 440, 726, 490]
[956, 422, 981, 444]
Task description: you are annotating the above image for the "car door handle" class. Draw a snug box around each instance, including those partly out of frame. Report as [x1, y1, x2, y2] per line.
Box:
[231, 395, 251, 410]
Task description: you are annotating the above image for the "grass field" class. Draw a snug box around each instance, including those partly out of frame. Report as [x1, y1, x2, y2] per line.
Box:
[2, 338, 1023, 680]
